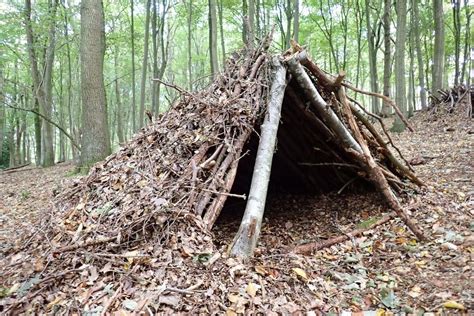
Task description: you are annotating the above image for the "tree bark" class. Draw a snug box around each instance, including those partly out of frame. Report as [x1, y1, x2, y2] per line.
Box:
[217, 0, 226, 67]
[230, 58, 287, 259]
[412, 0, 427, 110]
[460, 0, 471, 85]
[209, 0, 219, 78]
[151, 0, 159, 114]
[130, 0, 136, 132]
[139, 0, 151, 128]
[364, 0, 381, 114]
[41, 0, 59, 167]
[0, 66, 4, 165]
[381, 0, 391, 116]
[187, 0, 193, 90]
[432, 0, 445, 96]
[392, 0, 408, 132]
[79, 0, 111, 169]
[293, 0, 299, 42]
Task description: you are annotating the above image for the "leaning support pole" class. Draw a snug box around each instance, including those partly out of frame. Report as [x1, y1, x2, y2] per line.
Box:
[286, 56, 363, 153]
[229, 58, 287, 259]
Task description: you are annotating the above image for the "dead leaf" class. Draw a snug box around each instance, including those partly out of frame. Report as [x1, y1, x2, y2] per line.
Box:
[291, 268, 308, 281]
[442, 300, 465, 309]
[246, 282, 259, 297]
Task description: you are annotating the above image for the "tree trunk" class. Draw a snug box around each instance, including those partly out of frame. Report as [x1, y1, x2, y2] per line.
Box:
[217, 0, 226, 68]
[151, 0, 159, 113]
[209, 0, 219, 78]
[242, 0, 248, 44]
[293, 0, 299, 42]
[187, 0, 194, 89]
[114, 46, 125, 144]
[0, 66, 5, 165]
[248, 0, 255, 46]
[392, 0, 408, 132]
[42, 0, 59, 167]
[364, 0, 381, 114]
[230, 58, 287, 259]
[285, 0, 292, 48]
[79, 0, 111, 169]
[408, 26, 415, 117]
[460, 0, 471, 85]
[63, 4, 77, 160]
[412, 0, 427, 110]
[381, 0, 391, 116]
[452, 0, 461, 85]
[130, 0, 137, 132]
[139, 0, 151, 127]
[33, 97, 41, 166]
[432, 0, 445, 96]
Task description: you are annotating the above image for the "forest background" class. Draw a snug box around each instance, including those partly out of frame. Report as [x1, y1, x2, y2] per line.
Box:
[0, 0, 471, 169]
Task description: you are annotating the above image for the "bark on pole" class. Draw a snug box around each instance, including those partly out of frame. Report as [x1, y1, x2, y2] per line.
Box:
[229, 58, 287, 259]
[286, 56, 362, 153]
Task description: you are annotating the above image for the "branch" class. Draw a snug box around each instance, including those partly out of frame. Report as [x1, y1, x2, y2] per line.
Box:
[5, 104, 80, 150]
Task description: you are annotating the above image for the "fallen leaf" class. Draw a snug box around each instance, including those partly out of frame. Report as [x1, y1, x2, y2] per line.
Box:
[291, 268, 308, 281]
[246, 282, 259, 297]
[442, 300, 465, 310]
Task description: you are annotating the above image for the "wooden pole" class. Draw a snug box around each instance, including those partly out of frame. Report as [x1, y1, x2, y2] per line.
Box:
[229, 58, 287, 259]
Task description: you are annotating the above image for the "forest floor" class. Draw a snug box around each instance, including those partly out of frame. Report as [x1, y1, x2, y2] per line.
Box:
[0, 111, 472, 314]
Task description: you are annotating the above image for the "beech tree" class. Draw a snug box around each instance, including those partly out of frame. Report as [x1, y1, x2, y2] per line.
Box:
[79, 0, 110, 169]
[392, 0, 408, 132]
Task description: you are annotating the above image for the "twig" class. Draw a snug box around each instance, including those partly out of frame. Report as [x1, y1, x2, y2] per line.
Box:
[294, 213, 395, 254]
[342, 82, 415, 132]
[101, 283, 123, 316]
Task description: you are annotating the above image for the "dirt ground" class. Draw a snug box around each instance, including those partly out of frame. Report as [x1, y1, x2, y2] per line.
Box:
[0, 111, 472, 314]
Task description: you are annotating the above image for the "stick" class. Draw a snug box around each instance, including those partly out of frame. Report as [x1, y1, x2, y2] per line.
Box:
[229, 58, 287, 259]
[294, 213, 395, 254]
[341, 82, 415, 132]
[286, 56, 363, 153]
[337, 88, 426, 240]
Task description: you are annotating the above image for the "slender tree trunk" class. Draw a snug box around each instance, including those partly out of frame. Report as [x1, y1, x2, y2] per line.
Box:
[248, 0, 255, 46]
[242, 0, 248, 44]
[33, 97, 41, 165]
[293, 0, 299, 42]
[412, 0, 427, 110]
[130, 0, 136, 132]
[392, 0, 408, 132]
[42, 0, 59, 167]
[452, 0, 461, 85]
[285, 0, 292, 48]
[408, 26, 415, 117]
[79, 0, 111, 169]
[460, 0, 471, 85]
[115, 46, 125, 144]
[25, 0, 46, 166]
[187, 0, 193, 89]
[217, 0, 226, 67]
[432, 0, 445, 96]
[364, 0, 381, 114]
[63, 3, 77, 159]
[139, 0, 151, 127]
[209, 0, 219, 78]
[0, 66, 5, 164]
[381, 0, 391, 116]
[151, 0, 159, 113]
[355, 0, 362, 91]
